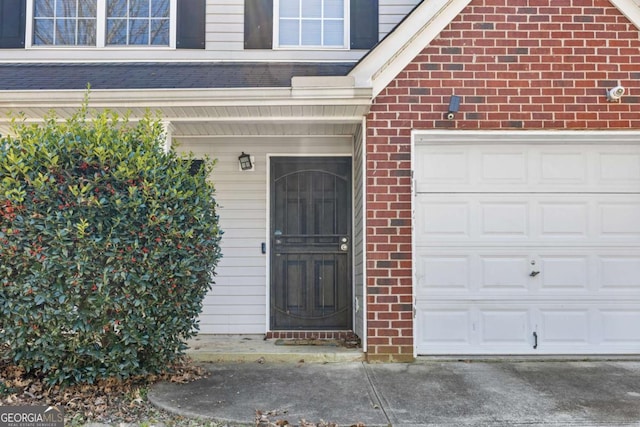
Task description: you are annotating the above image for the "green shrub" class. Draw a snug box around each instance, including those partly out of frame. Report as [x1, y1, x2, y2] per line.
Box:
[0, 102, 222, 386]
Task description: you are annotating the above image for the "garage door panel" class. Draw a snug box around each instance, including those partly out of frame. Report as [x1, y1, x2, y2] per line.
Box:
[599, 202, 640, 237]
[480, 152, 527, 183]
[539, 256, 589, 290]
[416, 306, 533, 351]
[417, 194, 640, 244]
[480, 310, 529, 344]
[601, 310, 640, 343]
[481, 256, 530, 291]
[417, 256, 470, 293]
[416, 304, 535, 355]
[539, 151, 587, 184]
[418, 249, 640, 298]
[481, 203, 528, 237]
[416, 144, 640, 193]
[540, 203, 589, 237]
[416, 251, 534, 297]
[419, 308, 471, 344]
[418, 150, 469, 185]
[600, 256, 640, 289]
[418, 201, 470, 237]
[417, 303, 640, 355]
[536, 306, 640, 352]
[538, 309, 590, 344]
[415, 141, 640, 356]
[598, 152, 640, 183]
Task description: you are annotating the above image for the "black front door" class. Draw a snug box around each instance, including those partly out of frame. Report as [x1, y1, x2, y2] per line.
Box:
[270, 157, 352, 330]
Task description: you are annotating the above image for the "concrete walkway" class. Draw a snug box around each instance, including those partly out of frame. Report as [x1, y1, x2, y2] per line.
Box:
[185, 334, 364, 363]
[149, 360, 640, 426]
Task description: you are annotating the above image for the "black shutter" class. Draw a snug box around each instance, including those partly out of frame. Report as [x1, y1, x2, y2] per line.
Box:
[350, 0, 378, 49]
[244, 0, 273, 49]
[0, 0, 26, 49]
[176, 0, 205, 49]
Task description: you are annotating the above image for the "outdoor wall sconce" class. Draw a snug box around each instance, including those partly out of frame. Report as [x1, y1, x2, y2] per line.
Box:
[606, 84, 625, 102]
[238, 152, 254, 171]
[446, 95, 461, 120]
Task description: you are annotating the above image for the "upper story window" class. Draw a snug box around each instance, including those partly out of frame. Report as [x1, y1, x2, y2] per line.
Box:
[106, 0, 170, 46]
[28, 0, 176, 47]
[244, 0, 378, 51]
[276, 0, 347, 48]
[33, 0, 97, 46]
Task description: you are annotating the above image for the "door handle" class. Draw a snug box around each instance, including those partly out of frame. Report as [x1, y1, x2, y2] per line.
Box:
[529, 270, 540, 277]
[533, 332, 538, 349]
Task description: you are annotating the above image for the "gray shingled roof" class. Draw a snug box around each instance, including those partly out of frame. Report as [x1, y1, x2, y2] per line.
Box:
[0, 62, 355, 90]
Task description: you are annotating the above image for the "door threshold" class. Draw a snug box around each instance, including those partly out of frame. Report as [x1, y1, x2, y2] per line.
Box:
[267, 331, 361, 349]
[266, 330, 360, 345]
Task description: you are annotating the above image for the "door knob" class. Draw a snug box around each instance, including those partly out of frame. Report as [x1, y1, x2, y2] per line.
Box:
[530, 271, 540, 277]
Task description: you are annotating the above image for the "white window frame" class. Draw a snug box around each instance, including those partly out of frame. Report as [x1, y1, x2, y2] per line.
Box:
[273, 0, 350, 50]
[25, 0, 177, 48]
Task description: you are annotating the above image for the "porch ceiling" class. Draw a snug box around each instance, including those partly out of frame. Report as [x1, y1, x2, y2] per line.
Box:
[0, 86, 372, 137]
[170, 122, 361, 137]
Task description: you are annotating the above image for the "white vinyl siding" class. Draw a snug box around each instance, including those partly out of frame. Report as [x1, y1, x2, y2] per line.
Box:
[177, 136, 353, 334]
[378, 2, 420, 38]
[9, 0, 421, 61]
[206, 0, 243, 49]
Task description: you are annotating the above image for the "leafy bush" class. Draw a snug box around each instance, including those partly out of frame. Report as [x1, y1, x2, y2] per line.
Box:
[0, 102, 222, 386]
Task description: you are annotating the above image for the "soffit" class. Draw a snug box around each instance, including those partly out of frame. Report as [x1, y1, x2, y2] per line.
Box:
[0, 87, 371, 137]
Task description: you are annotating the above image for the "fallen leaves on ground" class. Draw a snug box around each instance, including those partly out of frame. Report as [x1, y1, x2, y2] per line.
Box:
[0, 343, 209, 425]
[255, 410, 366, 427]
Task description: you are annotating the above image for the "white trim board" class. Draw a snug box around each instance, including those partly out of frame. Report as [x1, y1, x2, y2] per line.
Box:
[412, 130, 640, 145]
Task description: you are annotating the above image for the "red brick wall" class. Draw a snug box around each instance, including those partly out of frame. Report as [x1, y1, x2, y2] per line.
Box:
[365, 0, 640, 361]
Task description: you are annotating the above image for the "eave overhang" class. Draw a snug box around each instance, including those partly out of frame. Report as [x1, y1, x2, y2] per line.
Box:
[0, 81, 372, 137]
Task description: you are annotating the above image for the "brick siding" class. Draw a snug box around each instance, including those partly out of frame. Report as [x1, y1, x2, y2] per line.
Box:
[365, 0, 640, 361]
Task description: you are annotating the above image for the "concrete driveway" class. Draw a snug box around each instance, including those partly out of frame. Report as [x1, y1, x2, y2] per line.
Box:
[149, 360, 640, 426]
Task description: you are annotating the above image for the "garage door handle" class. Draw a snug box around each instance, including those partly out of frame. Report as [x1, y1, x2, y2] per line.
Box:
[533, 332, 538, 349]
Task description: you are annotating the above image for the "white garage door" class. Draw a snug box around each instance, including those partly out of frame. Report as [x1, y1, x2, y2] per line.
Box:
[414, 140, 640, 355]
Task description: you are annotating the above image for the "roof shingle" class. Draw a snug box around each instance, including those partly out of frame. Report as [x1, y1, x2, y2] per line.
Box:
[0, 62, 355, 90]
